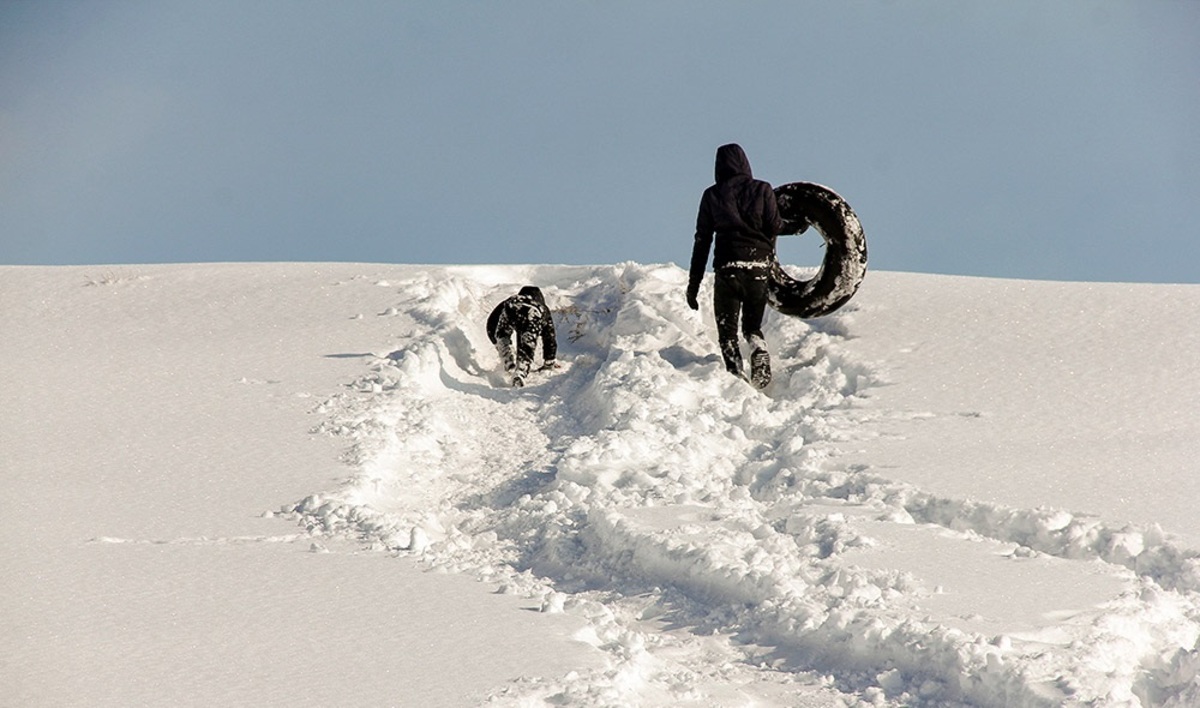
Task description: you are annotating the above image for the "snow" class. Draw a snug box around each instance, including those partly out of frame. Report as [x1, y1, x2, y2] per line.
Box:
[4, 262, 1199, 707]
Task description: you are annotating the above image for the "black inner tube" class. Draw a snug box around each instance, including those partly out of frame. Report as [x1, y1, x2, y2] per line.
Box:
[768, 182, 868, 319]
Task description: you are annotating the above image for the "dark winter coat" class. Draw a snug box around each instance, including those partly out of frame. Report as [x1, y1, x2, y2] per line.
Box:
[688, 144, 783, 294]
[486, 286, 557, 363]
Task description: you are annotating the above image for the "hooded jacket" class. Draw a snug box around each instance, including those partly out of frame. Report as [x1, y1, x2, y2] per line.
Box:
[688, 144, 783, 293]
[486, 286, 557, 363]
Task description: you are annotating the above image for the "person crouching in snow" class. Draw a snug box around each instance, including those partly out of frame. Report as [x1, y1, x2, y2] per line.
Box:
[486, 286, 558, 387]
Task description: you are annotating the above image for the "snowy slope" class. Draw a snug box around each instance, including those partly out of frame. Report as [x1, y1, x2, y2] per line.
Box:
[4, 263, 1200, 707]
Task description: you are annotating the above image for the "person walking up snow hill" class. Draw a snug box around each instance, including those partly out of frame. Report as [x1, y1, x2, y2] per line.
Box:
[486, 286, 557, 387]
[687, 143, 783, 388]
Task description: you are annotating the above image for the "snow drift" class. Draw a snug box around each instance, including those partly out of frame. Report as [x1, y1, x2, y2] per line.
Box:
[5, 262, 1200, 707]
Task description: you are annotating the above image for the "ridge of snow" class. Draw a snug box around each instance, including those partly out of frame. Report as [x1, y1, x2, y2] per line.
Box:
[281, 263, 1200, 706]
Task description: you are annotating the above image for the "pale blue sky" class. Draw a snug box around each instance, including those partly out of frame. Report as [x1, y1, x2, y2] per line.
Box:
[2, 1, 1197, 282]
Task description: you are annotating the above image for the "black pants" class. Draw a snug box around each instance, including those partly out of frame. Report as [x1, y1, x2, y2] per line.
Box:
[713, 266, 769, 374]
[494, 323, 538, 378]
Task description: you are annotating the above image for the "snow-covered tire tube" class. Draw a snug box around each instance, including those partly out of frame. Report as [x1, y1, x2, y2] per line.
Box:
[768, 182, 867, 319]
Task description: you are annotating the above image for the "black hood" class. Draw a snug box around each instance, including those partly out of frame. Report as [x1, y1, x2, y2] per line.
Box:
[518, 285, 546, 305]
[714, 143, 752, 183]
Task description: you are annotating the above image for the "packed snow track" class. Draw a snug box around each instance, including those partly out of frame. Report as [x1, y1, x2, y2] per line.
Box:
[287, 263, 1200, 706]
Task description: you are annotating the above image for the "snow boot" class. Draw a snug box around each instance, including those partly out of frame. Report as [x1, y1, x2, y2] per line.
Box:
[511, 374, 524, 388]
[750, 348, 771, 389]
[720, 339, 745, 380]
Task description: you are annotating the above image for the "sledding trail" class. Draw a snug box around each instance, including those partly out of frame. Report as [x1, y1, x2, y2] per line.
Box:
[288, 264, 1200, 706]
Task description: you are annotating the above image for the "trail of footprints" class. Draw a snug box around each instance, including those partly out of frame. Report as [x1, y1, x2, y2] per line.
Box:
[293, 267, 1200, 706]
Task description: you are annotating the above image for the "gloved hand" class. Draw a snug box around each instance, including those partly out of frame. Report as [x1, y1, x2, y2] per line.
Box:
[686, 287, 699, 311]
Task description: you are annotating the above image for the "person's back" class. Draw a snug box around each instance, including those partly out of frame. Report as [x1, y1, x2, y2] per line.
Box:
[695, 144, 780, 270]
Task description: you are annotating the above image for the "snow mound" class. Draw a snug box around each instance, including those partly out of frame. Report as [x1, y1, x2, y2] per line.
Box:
[282, 263, 1200, 706]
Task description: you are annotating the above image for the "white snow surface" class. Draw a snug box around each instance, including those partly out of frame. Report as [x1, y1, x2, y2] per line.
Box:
[4, 262, 1200, 707]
